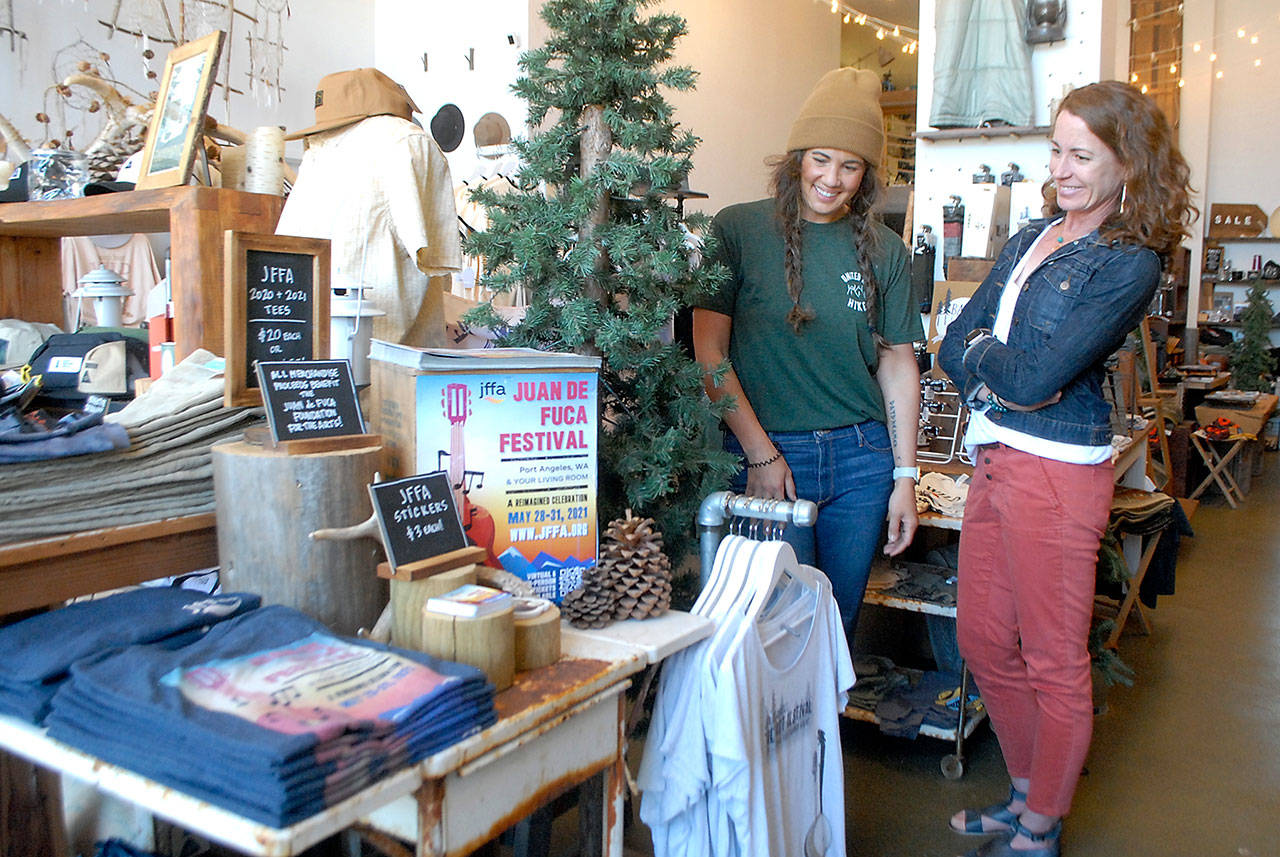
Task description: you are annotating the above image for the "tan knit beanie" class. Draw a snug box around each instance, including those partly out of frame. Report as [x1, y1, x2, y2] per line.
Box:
[786, 67, 885, 168]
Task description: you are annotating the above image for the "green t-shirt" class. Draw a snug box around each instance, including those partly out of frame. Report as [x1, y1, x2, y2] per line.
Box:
[700, 198, 922, 432]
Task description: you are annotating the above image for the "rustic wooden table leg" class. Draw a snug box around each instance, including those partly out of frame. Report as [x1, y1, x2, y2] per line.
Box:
[576, 693, 626, 857]
[415, 777, 446, 857]
[2, 750, 68, 857]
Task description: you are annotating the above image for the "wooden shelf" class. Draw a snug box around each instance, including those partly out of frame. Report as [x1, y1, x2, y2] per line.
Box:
[915, 125, 1051, 142]
[1202, 278, 1280, 286]
[879, 89, 917, 110]
[1206, 236, 1280, 243]
[0, 514, 218, 614]
[0, 186, 283, 361]
[1208, 321, 1280, 329]
[0, 186, 278, 238]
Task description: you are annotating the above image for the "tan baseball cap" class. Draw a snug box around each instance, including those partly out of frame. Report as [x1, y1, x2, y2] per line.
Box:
[284, 68, 419, 141]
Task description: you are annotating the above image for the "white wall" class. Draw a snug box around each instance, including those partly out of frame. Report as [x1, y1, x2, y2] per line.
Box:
[0, 0, 372, 163]
[913, 0, 1134, 279]
[659, 0, 841, 213]
[2, 0, 839, 216]
[1184, 0, 1280, 337]
[374, 0, 530, 181]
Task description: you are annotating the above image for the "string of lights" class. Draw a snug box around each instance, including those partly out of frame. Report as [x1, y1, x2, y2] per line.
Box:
[827, 1, 920, 54]
[1129, 16, 1276, 91]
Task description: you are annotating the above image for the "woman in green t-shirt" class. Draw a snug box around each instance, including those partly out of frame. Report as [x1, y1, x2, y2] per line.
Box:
[693, 68, 923, 631]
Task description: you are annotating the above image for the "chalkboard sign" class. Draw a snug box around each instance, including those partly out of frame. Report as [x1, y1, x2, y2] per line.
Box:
[370, 472, 469, 569]
[256, 359, 364, 442]
[224, 231, 330, 408]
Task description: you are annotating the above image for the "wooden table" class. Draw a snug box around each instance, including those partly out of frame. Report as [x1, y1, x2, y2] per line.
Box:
[0, 613, 711, 857]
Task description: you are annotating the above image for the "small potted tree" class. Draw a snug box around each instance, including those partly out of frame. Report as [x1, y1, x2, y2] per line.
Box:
[1230, 281, 1277, 393]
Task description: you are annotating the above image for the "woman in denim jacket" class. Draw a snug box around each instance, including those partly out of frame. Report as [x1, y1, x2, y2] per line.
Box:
[937, 82, 1195, 857]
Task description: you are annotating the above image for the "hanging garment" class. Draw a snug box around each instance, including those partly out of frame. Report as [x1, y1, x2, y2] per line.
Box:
[61, 234, 161, 328]
[639, 537, 854, 857]
[276, 115, 462, 347]
[930, 0, 1034, 128]
[453, 173, 525, 308]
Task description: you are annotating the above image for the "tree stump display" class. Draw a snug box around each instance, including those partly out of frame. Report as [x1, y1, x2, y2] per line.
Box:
[212, 439, 386, 635]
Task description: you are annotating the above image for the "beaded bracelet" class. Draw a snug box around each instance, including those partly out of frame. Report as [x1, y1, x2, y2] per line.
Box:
[746, 451, 783, 469]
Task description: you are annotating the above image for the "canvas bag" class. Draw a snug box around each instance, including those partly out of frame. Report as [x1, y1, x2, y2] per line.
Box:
[25, 332, 149, 404]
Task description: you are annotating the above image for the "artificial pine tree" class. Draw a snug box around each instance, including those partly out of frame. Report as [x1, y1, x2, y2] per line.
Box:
[1231, 281, 1276, 393]
[463, 0, 739, 561]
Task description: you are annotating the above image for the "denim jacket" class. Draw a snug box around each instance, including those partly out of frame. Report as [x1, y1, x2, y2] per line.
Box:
[937, 220, 1161, 447]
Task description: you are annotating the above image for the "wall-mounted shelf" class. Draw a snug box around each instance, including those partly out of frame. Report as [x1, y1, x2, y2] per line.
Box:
[1206, 236, 1280, 243]
[1202, 278, 1280, 286]
[881, 91, 916, 186]
[1207, 321, 1280, 329]
[915, 125, 1051, 142]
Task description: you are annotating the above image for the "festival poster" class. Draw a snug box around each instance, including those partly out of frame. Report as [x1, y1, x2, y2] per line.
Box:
[412, 369, 599, 601]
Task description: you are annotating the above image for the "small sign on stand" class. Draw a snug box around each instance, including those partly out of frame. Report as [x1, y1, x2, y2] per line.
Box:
[224, 231, 331, 407]
[370, 471, 487, 580]
[254, 359, 379, 454]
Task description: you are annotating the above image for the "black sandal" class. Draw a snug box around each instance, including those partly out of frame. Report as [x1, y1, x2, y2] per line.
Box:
[950, 785, 1027, 835]
[959, 819, 1062, 857]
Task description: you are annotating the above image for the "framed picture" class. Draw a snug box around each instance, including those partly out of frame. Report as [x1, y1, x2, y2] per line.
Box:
[1211, 292, 1235, 322]
[1204, 245, 1223, 274]
[135, 31, 225, 190]
[223, 231, 331, 408]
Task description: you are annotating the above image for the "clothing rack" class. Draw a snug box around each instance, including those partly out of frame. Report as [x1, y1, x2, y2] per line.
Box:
[695, 491, 818, 585]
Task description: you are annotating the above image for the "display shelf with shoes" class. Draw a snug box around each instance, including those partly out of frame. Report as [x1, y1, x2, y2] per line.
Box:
[849, 558, 987, 779]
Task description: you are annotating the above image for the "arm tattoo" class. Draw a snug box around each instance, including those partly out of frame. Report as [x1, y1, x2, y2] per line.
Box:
[887, 400, 902, 466]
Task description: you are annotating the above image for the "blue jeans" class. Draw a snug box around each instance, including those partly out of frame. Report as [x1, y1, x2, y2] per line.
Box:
[725, 421, 894, 633]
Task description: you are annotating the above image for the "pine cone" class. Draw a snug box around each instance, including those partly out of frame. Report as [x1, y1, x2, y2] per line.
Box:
[601, 509, 671, 621]
[561, 585, 615, 629]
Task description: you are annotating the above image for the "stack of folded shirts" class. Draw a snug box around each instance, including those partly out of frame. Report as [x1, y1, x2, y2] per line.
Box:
[1109, 487, 1176, 536]
[46, 605, 497, 827]
[0, 349, 266, 543]
[0, 587, 261, 723]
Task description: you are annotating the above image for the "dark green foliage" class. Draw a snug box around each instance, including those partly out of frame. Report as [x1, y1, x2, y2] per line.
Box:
[1088, 621, 1135, 688]
[462, 0, 739, 561]
[1231, 281, 1276, 393]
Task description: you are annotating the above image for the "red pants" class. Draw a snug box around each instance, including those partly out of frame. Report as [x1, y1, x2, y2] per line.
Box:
[957, 443, 1114, 817]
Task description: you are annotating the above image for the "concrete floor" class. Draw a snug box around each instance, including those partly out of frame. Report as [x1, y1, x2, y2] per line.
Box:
[611, 454, 1280, 857]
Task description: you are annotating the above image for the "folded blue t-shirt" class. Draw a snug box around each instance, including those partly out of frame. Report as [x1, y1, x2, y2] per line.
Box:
[45, 606, 496, 826]
[0, 589, 261, 684]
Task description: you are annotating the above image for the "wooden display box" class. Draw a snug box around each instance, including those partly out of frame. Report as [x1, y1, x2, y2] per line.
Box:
[1194, 393, 1278, 437]
[0, 187, 282, 360]
[367, 346, 602, 603]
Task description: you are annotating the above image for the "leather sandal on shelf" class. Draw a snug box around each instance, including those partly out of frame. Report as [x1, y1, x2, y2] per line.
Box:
[950, 785, 1027, 835]
[958, 819, 1062, 857]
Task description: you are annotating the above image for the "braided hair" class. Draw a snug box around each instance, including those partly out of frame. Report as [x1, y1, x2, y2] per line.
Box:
[768, 150, 886, 346]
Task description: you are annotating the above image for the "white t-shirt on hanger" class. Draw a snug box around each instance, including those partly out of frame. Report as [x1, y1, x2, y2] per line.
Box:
[705, 573, 854, 857]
